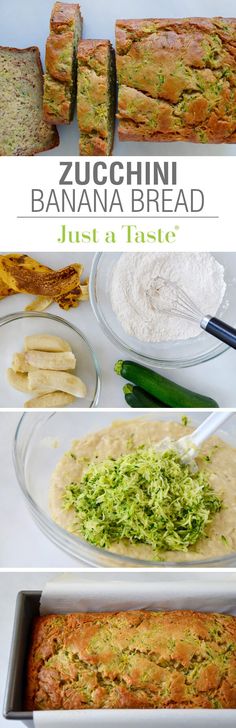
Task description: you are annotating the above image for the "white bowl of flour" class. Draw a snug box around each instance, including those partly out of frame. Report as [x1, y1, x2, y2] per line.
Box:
[90, 252, 236, 368]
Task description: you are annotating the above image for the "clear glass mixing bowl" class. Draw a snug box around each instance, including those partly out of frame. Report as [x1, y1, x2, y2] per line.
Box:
[0, 311, 101, 408]
[89, 252, 236, 368]
[13, 410, 236, 567]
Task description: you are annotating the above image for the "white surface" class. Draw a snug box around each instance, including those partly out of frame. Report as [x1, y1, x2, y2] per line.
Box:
[1, 572, 236, 728]
[0, 410, 236, 568]
[1, 0, 236, 157]
[0, 251, 236, 408]
[3, 156, 236, 253]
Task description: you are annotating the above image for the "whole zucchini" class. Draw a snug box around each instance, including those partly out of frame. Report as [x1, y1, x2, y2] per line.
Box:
[115, 360, 219, 409]
[123, 384, 167, 408]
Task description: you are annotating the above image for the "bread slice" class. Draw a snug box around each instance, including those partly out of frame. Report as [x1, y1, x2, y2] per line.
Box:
[0, 47, 59, 155]
[77, 40, 116, 155]
[43, 2, 83, 124]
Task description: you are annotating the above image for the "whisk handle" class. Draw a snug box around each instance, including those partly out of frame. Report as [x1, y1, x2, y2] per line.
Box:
[201, 316, 236, 350]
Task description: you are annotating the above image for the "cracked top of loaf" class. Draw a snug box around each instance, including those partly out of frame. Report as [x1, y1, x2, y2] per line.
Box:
[25, 609, 236, 710]
[116, 18, 236, 143]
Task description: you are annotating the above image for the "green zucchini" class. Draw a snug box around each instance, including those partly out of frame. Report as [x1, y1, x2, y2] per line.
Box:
[115, 360, 219, 409]
[123, 384, 167, 408]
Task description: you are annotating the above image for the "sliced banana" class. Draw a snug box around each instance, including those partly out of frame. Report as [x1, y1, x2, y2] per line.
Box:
[12, 353, 34, 373]
[25, 351, 76, 371]
[24, 335, 71, 353]
[7, 369, 29, 393]
[7, 369, 55, 395]
[8, 330, 86, 407]
[28, 370, 87, 398]
[24, 391, 76, 408]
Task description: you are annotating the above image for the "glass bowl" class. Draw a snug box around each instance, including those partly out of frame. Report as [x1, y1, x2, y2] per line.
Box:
[89, 252, 236, 368]
[0, 311, 100, 408]
[13, 410, 236, 567]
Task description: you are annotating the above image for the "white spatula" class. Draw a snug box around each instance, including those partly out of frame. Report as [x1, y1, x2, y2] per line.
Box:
[156, 411, 232, 468]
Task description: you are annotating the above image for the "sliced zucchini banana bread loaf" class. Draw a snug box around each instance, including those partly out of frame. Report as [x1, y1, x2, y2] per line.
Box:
[25, 610, 236, 709]
[43, 2, 83, 124]
[0, 47, 59, 155]
[116, 17, 236, 144]
[77, 40, 116, 155]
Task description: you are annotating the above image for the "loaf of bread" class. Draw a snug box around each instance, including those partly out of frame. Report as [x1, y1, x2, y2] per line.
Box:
[77, 40, 116, 155]
[116, 18, 236, 144]
[43, 2, 83, 124]
[0, 47, 59, 155]
[25, 610, 236, 710]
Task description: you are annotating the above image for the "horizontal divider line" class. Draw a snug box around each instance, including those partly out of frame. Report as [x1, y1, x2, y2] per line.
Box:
[17, 215, 220, 219]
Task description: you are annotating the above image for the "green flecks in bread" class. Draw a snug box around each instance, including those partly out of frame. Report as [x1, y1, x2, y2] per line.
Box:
[43, 73, 72, 121]
[25, 610, 236, 710]
[43, 2, 83, 124]
[116, 18, 236, 143]
[77, 40, 116, 156]
[0, 47, 59, 156]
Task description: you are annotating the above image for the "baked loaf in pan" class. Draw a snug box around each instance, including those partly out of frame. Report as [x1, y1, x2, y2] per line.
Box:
[43, 2, 83, 124]
[77, 40, 116, 155]
[116, 18, 236, 144]
[0, 47, 59, 155]
[25, 610, 236, 710]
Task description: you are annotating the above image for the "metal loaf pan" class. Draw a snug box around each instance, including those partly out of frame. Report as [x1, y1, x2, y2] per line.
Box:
[3, 587, 236, 727]
[4, 591, 41, 723]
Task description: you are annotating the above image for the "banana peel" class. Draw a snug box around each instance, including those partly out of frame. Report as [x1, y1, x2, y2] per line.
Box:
[0, 254, 89, 311]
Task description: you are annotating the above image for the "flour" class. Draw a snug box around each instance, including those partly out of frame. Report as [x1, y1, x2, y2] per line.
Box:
[110, 253, 226, 343]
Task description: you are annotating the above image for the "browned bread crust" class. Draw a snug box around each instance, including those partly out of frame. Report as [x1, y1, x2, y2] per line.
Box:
[25, 610, 236, 710]
[79, 134, 112, 155]
[46, 32, 75, 83]
[43, 2, 83, 125]
[0, 46, 59, 155]
[77, 40, 116, 155]
[116, 18, 236, 144]
[50, 1, 81, 32]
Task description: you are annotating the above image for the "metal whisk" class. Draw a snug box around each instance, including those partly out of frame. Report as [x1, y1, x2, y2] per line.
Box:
[147, 276, 236, 350]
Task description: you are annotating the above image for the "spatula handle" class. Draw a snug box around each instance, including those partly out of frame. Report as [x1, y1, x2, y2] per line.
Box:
[192, 412, 232, 450]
